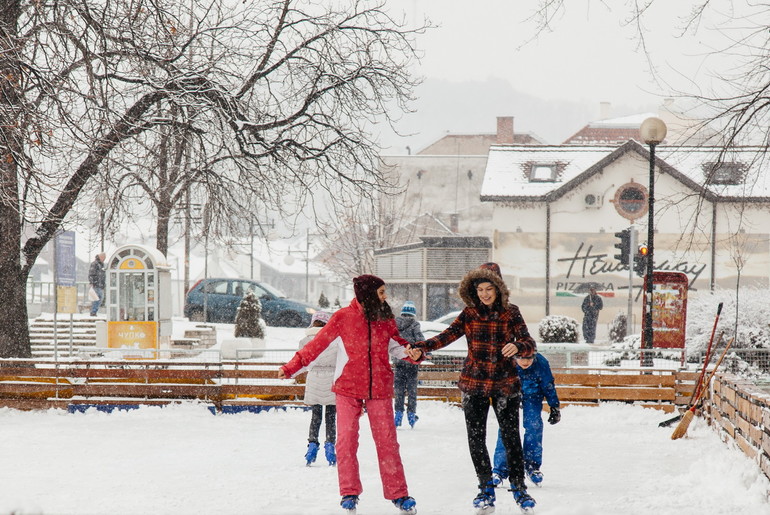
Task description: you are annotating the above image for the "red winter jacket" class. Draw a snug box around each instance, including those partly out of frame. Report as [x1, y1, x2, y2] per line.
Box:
[281, 298, 413, 400]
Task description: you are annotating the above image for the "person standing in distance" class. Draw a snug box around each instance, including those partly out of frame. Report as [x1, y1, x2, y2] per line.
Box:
[88, 252, 106, 317]
[581, 287, 603, 343]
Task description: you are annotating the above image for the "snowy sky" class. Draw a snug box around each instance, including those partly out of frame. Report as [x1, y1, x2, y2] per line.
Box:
[385, 0, 753, 108]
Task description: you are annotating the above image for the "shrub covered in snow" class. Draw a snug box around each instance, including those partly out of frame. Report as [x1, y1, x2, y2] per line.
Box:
[538, 315, 579, 343]
[234, 291, 266, 339]
[608, 312, 627, 343]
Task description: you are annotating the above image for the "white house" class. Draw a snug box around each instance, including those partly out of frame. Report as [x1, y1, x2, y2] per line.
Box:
[481, 140, 770, 334]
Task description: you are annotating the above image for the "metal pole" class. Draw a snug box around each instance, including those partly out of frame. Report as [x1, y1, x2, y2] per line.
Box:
[305, 228, 310, 303]
[643, 143, 656, 366]
[627, 225, 635, 338]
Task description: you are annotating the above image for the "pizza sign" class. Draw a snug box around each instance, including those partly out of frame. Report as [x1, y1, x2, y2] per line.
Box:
[611, 180, 649, 222]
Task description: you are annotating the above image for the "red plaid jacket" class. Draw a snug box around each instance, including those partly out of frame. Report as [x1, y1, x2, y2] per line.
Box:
[417, 304, 536, 397]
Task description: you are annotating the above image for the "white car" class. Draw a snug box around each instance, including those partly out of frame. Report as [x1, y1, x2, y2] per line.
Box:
[418, 310, 467, 362]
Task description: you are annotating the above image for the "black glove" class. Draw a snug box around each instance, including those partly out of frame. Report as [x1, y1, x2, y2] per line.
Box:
[548, 407, 561, 425]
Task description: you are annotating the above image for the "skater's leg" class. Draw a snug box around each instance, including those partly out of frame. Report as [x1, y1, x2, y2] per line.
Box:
[493, 394, 526, 490]
[308, 404, 322, 443]
[365, 397, 410, 500]
[462, 393, 493, 483]
[492, 427, 509, 478]
[521, 399, 544, 471]
[336, 394, 364, 496]
[325, 404, 337, 444]
[405, 365, 418, 416]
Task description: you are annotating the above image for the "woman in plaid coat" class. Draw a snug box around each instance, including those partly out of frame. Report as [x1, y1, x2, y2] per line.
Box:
[411, 262, 537, 512]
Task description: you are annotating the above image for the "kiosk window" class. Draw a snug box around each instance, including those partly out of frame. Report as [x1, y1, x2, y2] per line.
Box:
[119, 272, 147, 321]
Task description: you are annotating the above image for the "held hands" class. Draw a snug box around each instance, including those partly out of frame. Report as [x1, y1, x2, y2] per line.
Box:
[405, 344, 424, 361]
[548, 407, 561, 425]
[501, 342, 519, 358]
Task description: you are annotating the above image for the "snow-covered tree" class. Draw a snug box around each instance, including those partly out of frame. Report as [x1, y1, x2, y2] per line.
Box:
[318, 292, 330, 309]
[234, 291, 265, 339]
[0, 0, 426, 357]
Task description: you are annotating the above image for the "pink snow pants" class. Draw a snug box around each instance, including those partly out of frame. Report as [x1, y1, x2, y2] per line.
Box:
[336, 394, 410, 500]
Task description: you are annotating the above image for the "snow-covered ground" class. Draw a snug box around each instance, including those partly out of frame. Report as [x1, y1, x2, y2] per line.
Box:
[2, 323, 770, 515]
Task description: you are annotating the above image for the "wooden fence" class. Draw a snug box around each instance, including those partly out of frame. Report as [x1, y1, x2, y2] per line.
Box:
[707, 374, 770, 483]
[0, 360, 698, 413]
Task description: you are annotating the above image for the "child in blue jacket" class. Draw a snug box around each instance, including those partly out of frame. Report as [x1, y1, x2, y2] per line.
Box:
[492, 352, 560, 487]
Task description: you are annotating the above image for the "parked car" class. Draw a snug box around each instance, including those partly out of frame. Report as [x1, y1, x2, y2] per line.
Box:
[184, 278, 316, 327]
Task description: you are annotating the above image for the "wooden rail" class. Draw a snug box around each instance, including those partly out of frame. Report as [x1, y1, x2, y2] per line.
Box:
[0, 360, 696, 412]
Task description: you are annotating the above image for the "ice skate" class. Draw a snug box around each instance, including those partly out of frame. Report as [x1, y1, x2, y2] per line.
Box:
[324, 441, 336, 466]
[407, 412, 418, 428]
[527, 469, 543, 487]
[394, 410, 404, 427]
[340, 494, 359, 514]
[491, 473, 505, 488]
[472, 482, 496, 515]
[304, 441, 319, 466]
[511, 488, 536, 514]
[392, 495, 417, 514]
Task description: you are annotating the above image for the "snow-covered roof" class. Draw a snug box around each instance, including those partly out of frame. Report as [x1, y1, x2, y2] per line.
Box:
[481, 140, 770, 202]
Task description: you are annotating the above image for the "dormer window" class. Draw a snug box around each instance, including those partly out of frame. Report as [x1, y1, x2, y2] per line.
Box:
[529, 164, 557, 182]
[703, 162, 745, 185]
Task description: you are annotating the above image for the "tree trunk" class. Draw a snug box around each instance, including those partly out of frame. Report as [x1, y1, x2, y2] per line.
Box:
[0, 0, 31, 357]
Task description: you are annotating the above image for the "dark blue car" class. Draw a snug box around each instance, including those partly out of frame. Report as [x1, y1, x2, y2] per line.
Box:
[184, 278, 316, 327]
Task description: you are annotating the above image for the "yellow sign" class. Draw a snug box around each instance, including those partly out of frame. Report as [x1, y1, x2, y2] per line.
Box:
[119, 258, 146, 270]
[107, 321, 158, 358]
[56, 286, 78, 314]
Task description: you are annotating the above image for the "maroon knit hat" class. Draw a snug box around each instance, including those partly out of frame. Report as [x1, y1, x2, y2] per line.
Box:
[479, 262, 502, 278]
[353, 274, 385, 302]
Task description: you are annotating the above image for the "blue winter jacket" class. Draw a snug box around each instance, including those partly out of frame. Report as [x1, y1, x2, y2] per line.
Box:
[516, 354, 560, 408]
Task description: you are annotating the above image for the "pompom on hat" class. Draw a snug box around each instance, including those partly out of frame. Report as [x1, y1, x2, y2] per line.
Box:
[310, 310, 332, 325]
[400, 300, 417, 316]
[479, 262, 502, 278]
[353, 274, 385, 303]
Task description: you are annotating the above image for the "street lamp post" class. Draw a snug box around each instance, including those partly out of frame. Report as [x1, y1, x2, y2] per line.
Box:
[639, 117, 667, 366]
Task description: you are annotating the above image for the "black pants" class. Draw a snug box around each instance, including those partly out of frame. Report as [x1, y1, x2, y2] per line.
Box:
[462, 392, 526, 490]
[308, 404, 337, 444]
[393, 361, 419, 413]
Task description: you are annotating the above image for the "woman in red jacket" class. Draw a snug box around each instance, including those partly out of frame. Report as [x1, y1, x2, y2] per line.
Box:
[411, 263, 537, 513]
[279, 275, 418, 515]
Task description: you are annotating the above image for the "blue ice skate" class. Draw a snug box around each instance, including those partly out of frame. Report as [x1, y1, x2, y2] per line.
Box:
[394, 410, 403, 427]
[325, 441, 336, 466]
[527, 469, 543, 486]
[473, 482, 496, 515]
[304, 441, 319, 466]
[491, 472, 505, 488]
[392, 495, 417, 514]
[407, 412, 418, 428]
[341, 495, 359, 513]
[511, 488, 536, 513]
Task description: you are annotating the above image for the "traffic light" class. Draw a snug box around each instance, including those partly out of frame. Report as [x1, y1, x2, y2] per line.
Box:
[634, 243, 649, 276]
[614, 229, 631, 265]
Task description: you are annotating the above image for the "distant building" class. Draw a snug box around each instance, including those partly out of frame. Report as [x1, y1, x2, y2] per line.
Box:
[380, 117, 546, 244]
[481, 140, 770, 334]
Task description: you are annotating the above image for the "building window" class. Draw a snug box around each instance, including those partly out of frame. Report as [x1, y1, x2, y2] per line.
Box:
[529, 164, 557, 182]
[703, 162, 745, 185]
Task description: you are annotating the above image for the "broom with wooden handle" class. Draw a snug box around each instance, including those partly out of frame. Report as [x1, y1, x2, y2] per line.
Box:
[659, 331, 724, 428]
[659, 302, 723, 428]
[671, 336, 734, 440]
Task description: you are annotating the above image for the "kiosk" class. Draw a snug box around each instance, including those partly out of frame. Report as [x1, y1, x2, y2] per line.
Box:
[105, 244, 172, 358]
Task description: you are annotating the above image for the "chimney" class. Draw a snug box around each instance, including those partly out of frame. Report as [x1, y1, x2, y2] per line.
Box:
[599, 102, 611, 120]
[496, 116, 514, 144]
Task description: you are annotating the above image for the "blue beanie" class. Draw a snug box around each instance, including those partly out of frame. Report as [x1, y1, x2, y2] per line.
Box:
[401, 301, 417, 316]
